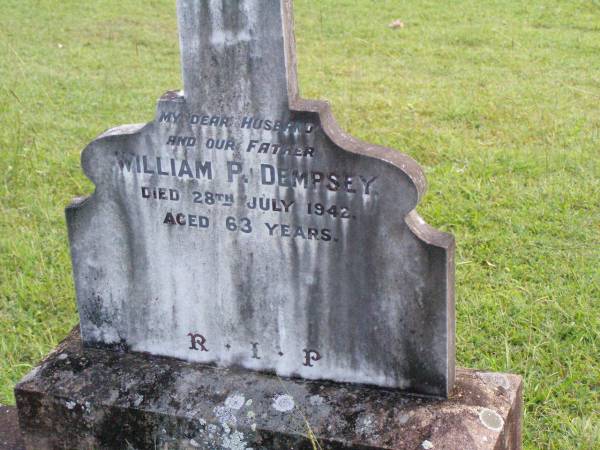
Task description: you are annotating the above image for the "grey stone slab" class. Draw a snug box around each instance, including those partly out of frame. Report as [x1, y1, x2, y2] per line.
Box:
[0, 405, 24, 450]
[66, 0, 455, 397]
[15, 329, 522, 450]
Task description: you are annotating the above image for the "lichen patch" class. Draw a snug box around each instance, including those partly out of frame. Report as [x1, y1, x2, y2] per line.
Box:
[214, 405, 237, 427]
[272, 394, 295, 412]
[479, 407, 504, 432]
[478, 372, 511, 390]
[225, 393, 246, 410]
[222, 430, 251, 450]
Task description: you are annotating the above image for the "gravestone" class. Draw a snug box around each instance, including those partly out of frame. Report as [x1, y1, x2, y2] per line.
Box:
[13, 1, 522, 449]
[66, 0, 455, 397]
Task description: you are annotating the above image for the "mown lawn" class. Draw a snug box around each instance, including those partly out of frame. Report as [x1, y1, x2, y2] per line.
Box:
[0, 1, 598, 448]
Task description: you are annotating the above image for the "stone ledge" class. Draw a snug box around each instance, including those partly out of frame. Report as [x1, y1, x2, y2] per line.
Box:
[0, 405, 24, 450]
[15, 329, 522, 449]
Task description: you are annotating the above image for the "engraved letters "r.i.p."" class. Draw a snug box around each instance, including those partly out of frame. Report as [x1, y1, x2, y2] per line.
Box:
[187, 333, 321, 367]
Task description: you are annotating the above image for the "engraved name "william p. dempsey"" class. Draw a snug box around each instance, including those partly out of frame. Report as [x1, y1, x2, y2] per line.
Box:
[117, 156, 378, 195]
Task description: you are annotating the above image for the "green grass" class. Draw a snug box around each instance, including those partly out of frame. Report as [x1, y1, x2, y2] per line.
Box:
[0, 0, 598, 448]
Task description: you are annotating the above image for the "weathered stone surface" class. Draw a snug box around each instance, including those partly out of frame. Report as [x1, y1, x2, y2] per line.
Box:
[0, 405, 24, 450]
[15, 329, 521, 450]
[66, 0, 454, 398]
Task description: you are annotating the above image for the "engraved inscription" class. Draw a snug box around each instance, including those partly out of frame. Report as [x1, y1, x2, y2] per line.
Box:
[251, 342, 261, 360]
[303, 349, 322, 367]
[186, 334, 321, 366]
[188, 333, 208, 352]
[115, 112, 379, 247]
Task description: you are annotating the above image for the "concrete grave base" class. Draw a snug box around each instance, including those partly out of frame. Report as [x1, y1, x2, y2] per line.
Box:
[0, 405, 24, 450]
[15, 329, 522, 449]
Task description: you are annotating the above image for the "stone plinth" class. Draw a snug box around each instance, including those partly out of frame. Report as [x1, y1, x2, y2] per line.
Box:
[0, 405, 24, 450]
[15, 329, 522, 450]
